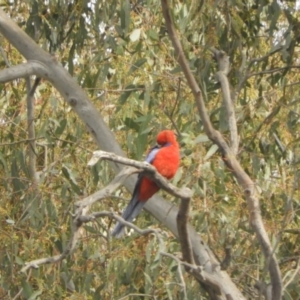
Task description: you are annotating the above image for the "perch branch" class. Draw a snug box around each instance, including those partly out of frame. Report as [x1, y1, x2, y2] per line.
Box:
[88, 150, 193, 200]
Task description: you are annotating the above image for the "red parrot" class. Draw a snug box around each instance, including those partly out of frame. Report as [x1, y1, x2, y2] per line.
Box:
[112, 130, 180, 238]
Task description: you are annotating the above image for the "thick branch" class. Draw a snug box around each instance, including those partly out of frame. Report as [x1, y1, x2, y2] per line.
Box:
[161, 0, 282, 298]
[177, 194, 194, 268]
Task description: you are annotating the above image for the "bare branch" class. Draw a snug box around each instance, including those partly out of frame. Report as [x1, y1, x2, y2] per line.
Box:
[160, 252, 188, 300]
[161, 0, 282, 298]
[247, 66, 299, 78]
[211, 48, 239, 155]
[21, 167, 128, 272]
[283, 258, 300, 291]
[21, 165, 167, 272]
[177, 193, 194, 268]
[21, 208, 164, 272]
[80, 211, 165, 251]
[75, 167, 137, 208]
[249, 46, 283, 65]
[0, 61, 47, 82]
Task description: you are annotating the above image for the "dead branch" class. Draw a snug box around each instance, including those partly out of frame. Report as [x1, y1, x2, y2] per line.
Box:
[161, 0, 282, 298]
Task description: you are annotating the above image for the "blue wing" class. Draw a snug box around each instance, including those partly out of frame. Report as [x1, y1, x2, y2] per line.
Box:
[145, 145, 160, 164]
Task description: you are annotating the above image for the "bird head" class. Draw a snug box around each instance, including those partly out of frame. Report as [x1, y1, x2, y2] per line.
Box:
[156, 130, 177, 146]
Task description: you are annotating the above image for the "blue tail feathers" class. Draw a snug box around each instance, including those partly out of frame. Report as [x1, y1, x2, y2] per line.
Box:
[111, 191, 145, 238]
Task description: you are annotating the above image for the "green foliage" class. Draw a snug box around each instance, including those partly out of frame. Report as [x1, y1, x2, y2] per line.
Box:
[0, 0, 300, 299]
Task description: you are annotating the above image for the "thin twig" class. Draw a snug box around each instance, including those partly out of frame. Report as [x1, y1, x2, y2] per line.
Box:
[248, 66, 300, 78]
[12, 269, 32, 300]
[160, 252, 223, 296]
[283, 258, 300, 290]
[160, 252, 188, 300]
[80, 211, 165, 251]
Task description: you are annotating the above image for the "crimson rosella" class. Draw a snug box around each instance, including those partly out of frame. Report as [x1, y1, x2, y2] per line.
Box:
[112, 130, 180, 238]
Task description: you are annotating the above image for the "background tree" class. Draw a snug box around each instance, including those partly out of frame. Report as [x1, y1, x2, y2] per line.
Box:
[0, 0, 299, 299]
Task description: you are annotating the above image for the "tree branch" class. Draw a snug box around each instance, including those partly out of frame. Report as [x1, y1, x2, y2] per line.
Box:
[247, 66, 300, 78]
[160, 252, 188, 300]
[160, 252, 225, 298]
[211, 48, 239, 155]
[0, 62, 47, 82]
[161, 0, 282, 298]
[177, 192, 194, 268]
[283, 258, 300, 291]
[26, 77, 38, 185]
